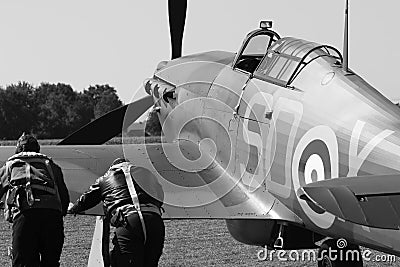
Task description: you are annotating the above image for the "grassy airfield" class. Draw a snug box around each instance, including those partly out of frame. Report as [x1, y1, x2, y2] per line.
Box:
[0, 216, 274, 266]
[0, 138, 398, 266]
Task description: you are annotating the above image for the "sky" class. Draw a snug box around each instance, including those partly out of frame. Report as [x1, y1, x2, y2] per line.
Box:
[0, 1, 399, 105]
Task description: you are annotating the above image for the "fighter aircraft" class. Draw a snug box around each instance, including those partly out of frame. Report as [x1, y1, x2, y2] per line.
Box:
[2, 1, 400, 266]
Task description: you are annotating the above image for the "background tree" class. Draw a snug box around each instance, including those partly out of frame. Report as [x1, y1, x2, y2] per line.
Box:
[0, 82, 35, 139]
[0, 82, 125, 139]
[34, 83, 93, 138]
[0, 88, 7, 139]
[145, 108, 162, 136]
[83, 84, 122, 119]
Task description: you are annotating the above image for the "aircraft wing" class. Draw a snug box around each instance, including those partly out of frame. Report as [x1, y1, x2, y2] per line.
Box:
[0, 142, 288, 220]
[299, 174, 400, 229]
[109, 142, 280, 220]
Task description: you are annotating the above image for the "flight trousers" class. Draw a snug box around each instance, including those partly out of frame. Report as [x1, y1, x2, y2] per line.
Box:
[12, 209, 64, 267]
[111, 211, 165, 267]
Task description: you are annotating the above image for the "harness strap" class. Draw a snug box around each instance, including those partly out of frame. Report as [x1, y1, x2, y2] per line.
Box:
[25, 163, 35, 206]
[5, 161, 10, 180]
[43, 160, 62, 204]
[44, 159, 55, 181]
[30, 184, 57, 194]
[140, 204, 162, 216]
[113, 203, 162, 218]
[120, 164, 147, 244]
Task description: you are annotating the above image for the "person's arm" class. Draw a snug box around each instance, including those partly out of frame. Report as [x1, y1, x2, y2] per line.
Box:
[52, 163, 70, 216]
[68, 177, 103, 214]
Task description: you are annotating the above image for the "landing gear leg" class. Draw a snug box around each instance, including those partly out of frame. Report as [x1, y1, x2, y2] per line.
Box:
[317, 239, 363, 267]
[273, 223, 286, 249]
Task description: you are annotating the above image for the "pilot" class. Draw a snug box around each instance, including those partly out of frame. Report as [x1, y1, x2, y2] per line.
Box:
[68, 158, 165, 267]
[0, 133, 70, 267]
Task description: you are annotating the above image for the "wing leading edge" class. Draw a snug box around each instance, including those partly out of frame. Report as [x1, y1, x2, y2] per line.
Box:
[120, 141, 278, 219]
[299, 174, 400, 229]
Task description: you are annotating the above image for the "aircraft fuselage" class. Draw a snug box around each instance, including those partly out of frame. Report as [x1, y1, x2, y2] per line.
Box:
[150, 37, 400, 255]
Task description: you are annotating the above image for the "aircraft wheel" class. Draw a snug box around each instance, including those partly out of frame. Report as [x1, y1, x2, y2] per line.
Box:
[317, 239, 363, 267]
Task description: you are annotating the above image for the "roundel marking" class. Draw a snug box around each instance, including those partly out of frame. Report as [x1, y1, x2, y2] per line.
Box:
[292, 125, 338, 229]
[300, 140, 332, 185]
[304, 153, 324, 185]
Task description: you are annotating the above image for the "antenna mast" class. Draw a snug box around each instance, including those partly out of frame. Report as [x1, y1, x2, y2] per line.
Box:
[343, 0, 349, 72]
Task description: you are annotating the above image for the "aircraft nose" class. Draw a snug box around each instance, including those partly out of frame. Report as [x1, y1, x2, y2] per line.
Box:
[143, 78, 155, 96]
[144, 78, 176, 101]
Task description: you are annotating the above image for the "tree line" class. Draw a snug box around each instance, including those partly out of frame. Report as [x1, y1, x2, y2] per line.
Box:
[0, 82, 122, 139]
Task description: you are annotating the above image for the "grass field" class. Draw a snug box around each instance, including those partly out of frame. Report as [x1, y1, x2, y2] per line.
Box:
[0, 216, 268, 267]
[0, 216, 399, 267]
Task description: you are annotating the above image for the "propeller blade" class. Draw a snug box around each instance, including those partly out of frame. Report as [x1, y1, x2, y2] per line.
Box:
[168, 0, 187, 59]
[58, 95, 153, 145]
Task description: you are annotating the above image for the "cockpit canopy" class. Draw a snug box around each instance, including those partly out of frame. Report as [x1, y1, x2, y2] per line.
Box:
[233, 27, 280, 73]
[233, 24, 343, 87]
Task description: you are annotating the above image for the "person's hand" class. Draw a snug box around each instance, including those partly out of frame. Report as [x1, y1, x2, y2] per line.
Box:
[67, 202, 77, 215]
